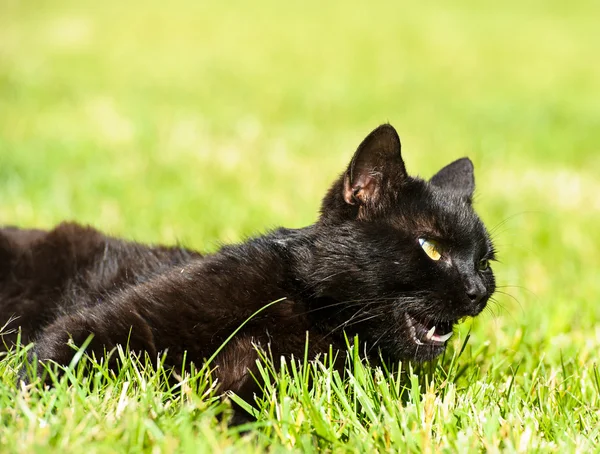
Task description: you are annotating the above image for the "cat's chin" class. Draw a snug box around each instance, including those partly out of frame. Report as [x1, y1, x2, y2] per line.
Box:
[409, 343, 448, 362]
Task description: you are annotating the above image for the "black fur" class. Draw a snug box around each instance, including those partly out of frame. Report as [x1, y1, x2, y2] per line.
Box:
[0, 124, 496, 400]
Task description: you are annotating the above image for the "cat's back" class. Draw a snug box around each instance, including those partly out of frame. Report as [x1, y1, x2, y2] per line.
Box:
[0, 222, 201, 346]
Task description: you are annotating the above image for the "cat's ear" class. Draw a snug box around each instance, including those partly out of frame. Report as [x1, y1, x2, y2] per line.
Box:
[342, 124, 407, 208]
[429, 157, 475, 202]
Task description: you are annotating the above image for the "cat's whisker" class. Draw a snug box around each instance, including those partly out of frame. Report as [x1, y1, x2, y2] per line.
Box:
[368, 325, 394, 354]
[486, 295, 521, 325]
[488, 211, 539, 236]
[482, 303, 499, 319]
[343, 313, 381, 329]
[493, 290, 524, 312]
[330, 312, 382, 337]
[496, 284, 537, 298]
[308, 270, 350, 286]
[324, 307, 374, 338]
[292, 293, 430, 321]
[490, 299, 508, 317]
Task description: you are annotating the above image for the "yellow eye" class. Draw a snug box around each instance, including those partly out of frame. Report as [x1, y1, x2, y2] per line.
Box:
[418, 238, 442, 261]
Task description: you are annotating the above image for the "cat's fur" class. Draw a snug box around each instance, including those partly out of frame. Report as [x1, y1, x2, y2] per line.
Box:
[0, 124, 495, 401]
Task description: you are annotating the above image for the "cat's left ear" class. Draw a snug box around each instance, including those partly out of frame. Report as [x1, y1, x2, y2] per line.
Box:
[430, 157, 475, 202]
[343, 124, 407, 208]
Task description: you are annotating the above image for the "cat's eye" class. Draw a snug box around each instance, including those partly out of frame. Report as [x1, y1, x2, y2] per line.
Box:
[478, 259, 490, 271]
[418, 238, 442, 261]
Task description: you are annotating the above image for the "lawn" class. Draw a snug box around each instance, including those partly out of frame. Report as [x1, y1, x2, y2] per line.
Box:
[1, 0, 599, 451]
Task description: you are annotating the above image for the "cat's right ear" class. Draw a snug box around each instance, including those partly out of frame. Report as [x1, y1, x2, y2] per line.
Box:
[342, 124, 407, 209]
[429, 157, 475, 202]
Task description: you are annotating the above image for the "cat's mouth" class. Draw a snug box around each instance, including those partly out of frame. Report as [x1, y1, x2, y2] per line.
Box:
[404, 313, 454, 346]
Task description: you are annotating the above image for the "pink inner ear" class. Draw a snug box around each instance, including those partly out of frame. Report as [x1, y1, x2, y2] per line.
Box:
[343, 170, 379, 205]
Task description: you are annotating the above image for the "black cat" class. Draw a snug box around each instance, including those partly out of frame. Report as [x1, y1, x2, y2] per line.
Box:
[0, 124, 495, 401]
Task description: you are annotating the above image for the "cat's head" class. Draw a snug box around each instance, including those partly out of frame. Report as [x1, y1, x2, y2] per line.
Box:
[313, 124, 496, 362]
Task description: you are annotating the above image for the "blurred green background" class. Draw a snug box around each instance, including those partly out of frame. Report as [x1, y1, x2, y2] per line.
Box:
[0, 0, 599, 368]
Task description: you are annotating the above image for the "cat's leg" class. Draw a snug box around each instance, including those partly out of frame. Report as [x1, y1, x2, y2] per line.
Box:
[22, 289, 266, 423]
[210, 336, 263, 424]
[21, 301, 157, 383]
[24, 298, 261, 387]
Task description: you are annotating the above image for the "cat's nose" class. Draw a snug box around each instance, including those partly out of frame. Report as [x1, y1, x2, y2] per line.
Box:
[466, 288, 482, 305]
[465, 279, 486, 306]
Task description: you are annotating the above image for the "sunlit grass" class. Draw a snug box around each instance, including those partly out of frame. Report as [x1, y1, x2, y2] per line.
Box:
[3, 331, 600, 452]
[1, 0, 599, 451]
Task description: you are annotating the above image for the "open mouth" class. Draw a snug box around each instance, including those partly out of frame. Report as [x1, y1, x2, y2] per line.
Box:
[404, 313, 455, 346]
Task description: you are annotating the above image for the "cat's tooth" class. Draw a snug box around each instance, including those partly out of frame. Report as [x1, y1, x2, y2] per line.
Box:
[432, 331, 453, 343]
[425, 326, 436, 340]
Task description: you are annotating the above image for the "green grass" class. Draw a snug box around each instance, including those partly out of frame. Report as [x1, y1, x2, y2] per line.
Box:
[1, 0, 599, 451]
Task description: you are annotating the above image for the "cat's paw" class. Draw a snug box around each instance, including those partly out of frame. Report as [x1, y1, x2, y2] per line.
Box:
[17, 347, 50, 387]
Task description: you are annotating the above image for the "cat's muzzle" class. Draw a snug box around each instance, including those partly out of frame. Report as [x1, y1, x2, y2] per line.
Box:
[404, 313, 455, 346]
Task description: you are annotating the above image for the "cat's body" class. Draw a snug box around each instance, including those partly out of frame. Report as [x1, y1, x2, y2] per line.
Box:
[0, 124, 496, 401]
[0, 222, 331, 396]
